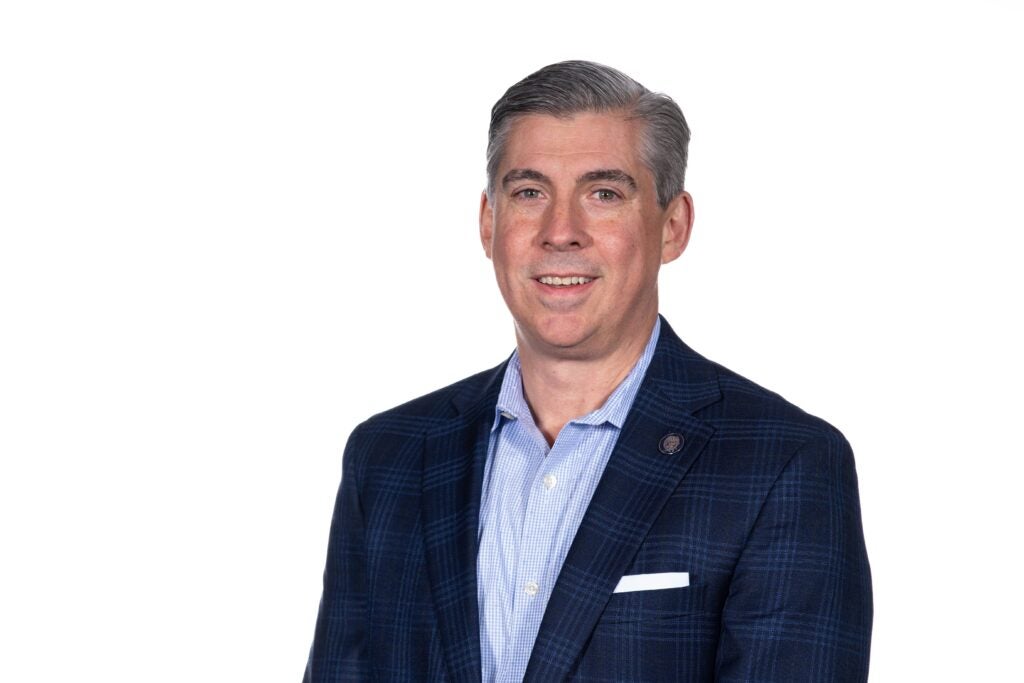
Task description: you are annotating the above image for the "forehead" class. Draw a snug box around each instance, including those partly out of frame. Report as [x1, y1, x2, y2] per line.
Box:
[501, 112, 646, 176]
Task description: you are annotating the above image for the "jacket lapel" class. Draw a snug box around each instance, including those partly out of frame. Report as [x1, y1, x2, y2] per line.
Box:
[421, 363, 505, 683]
[523, 319, 722, 681]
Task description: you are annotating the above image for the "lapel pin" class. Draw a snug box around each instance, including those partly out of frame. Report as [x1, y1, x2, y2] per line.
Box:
[659, 433, 684, 455]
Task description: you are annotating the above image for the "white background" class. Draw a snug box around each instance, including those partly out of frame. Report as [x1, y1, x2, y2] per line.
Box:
[2, 1, 1022, 680]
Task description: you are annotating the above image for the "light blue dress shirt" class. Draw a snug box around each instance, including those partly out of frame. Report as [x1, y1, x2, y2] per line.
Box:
[477, 318, 661, 683]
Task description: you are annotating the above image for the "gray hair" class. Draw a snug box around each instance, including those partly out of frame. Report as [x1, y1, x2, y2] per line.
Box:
[486, 60, 690, 209]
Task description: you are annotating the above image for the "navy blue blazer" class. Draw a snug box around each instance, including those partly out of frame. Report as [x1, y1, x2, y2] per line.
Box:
[305, 317, 872, 681]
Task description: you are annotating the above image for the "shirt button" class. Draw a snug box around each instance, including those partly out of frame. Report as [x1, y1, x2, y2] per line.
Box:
[524, 580, 539, 596]
[543, 474, 557, 490]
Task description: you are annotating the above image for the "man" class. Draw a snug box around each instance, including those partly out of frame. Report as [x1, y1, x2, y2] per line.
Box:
[305, 61, 872, 682]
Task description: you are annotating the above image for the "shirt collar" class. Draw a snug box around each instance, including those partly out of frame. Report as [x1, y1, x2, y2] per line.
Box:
[492, 317, 661, 433]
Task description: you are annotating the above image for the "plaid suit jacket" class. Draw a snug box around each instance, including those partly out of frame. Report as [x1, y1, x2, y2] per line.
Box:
[305, 317, 872, 682]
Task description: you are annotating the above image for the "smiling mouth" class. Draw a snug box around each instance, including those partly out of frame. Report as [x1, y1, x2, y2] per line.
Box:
[537, 275, 595, 287]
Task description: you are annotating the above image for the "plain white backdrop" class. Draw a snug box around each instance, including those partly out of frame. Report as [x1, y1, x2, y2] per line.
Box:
[2, 1, 1022, 680]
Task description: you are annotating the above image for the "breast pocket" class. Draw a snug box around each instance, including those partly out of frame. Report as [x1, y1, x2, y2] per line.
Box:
[578, 583, 717, 682]
[598, 583, 706, 625]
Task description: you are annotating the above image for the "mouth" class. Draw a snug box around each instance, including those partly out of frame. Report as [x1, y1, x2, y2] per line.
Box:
[536, 275, 596, 287]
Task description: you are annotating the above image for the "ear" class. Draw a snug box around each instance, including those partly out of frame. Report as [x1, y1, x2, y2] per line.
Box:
[479, 190, 494, 259]
[660, 190, 694, 264]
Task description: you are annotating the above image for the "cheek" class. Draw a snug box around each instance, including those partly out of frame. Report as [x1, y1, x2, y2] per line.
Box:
[491, 226, 531, 266]
[596, 230, 647, 270]
[490, 238, 529, 294]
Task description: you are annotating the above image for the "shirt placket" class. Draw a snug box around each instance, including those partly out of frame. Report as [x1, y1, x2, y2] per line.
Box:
[502, 425, 579, 682]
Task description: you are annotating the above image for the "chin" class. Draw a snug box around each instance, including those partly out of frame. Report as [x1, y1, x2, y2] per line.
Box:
[521, 315, 598, 353]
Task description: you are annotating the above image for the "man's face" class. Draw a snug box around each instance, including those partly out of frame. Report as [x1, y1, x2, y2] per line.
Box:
[480, 111, 693, 360]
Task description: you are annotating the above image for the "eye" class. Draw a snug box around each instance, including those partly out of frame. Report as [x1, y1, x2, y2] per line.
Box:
[594, 188, 620, 202]
[514, 188, 542, 200]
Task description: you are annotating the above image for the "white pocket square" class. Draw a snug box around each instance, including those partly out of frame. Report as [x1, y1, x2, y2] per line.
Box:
[613, 572, 689, 594]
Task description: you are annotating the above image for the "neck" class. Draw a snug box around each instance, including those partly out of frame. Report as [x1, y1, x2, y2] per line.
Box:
[516, 314, 657, 446]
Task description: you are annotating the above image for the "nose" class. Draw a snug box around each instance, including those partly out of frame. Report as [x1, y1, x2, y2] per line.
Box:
[538, 196, 591, 251]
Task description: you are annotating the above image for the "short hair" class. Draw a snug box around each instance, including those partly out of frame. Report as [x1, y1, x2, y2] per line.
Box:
[486, 60, 691, 209]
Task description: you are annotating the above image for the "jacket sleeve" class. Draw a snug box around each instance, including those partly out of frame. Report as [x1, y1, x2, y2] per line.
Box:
[715, 431, 873, 682]
[304, 427, 370, 682]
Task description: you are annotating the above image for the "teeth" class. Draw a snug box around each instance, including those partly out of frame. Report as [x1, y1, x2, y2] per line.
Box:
[539, 276, 593, 286]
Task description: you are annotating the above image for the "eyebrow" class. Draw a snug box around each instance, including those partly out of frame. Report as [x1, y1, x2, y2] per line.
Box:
[501, 168, 638, 191]
[577, 169, 637, 190]
[502, 168, 550, 188]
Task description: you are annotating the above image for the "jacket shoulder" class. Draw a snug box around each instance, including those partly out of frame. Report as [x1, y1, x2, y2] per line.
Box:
[341, 359, 507, 472]
[683, 352, 857, 495]
[657, 318, 847, 445]
[712, 361, 846, 441]
[364, 360, 505, 426]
